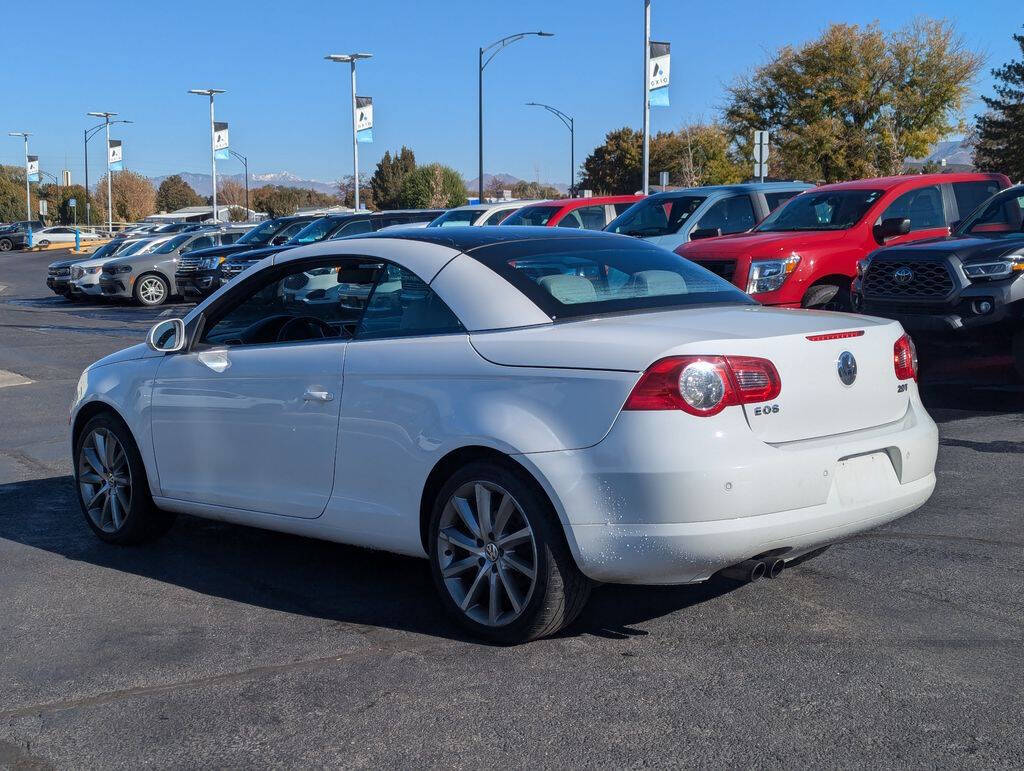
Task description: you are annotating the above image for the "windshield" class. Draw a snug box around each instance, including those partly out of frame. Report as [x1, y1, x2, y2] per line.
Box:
[428, 209, 485, 227]
[288, 217, 337, 244]
[152, 234, 192, 254]
[119, 239, 156, 256]
[88, 240, 120, 260]
[756, 189, 883, 232]
[606, 195, 706, 237]
[469, 238, 754, 320]
[502, 205, 561, 227]
[958, 189, 1024, 237]
[235, 219, 287, 245]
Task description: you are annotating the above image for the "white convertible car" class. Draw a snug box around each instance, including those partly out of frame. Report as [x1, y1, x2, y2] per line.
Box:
[70, 228, 937, 642]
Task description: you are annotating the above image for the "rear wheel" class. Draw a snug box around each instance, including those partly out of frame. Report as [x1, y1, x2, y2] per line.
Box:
[74, 413, 175, 544]
[802, 281, 852, 312]
[0, 238, 13, 251]
[428, 460, 590, 643]
[37, 239, 50, 247]
[134, 273, 169, 306]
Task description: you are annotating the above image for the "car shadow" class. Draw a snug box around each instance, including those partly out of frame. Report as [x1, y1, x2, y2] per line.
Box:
[0, 475, 736, 644]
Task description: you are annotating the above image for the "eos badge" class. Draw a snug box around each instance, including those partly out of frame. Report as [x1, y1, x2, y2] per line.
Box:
[837, 351, 858, 386]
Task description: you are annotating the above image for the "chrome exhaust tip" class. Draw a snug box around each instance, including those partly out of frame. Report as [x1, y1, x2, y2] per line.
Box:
[763, 557, 785, 579]
[718, 558, 767, 583]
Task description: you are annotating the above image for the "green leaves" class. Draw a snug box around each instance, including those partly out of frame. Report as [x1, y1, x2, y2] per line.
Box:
[974, 27, 1024, 182]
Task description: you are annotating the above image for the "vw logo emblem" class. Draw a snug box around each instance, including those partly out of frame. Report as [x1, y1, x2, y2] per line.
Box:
[837, 351, 858, 386]
[893, 267, 914, 284]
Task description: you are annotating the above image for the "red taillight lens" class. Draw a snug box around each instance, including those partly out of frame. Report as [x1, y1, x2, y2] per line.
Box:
[624, 355, 781, 416]
[893, 333, 918, 381]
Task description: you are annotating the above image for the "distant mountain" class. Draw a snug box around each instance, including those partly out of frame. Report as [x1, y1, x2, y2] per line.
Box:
[148, 171, 338, 197]
[466, 172, 568, 194]
[906, 137, 976, 171]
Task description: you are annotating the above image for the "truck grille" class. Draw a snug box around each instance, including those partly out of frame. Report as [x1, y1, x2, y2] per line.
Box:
[221, 262, 251, 279]
[692, 259, 736, 283]
[49, 267, 70, 278]
[863, 260, 954, 299]
[177, 255, 201, 274]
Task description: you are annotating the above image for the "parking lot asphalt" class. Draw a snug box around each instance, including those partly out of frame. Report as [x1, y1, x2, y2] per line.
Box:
[1, 248, 1022, 768]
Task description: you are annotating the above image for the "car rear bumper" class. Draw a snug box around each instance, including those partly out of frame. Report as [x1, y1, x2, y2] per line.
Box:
[521, 395, 938, 585]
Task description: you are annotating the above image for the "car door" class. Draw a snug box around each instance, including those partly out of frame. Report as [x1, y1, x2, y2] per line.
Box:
[149, 257, 376, 518]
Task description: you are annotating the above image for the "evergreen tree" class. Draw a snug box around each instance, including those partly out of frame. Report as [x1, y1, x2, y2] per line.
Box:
[155, 175, 203, 212]
[370, 147, 416, 209]
[974, 27, 1024, 182]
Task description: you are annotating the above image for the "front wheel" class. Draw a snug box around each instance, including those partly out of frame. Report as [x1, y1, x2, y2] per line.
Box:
[802, 282, 852, 311]
[428, 460, 590, 643]
[134, 274, 169, 306]
[0, 238, 13, 251]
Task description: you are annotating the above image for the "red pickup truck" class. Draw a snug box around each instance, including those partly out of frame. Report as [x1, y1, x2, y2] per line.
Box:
[676, 173, 1010, 309]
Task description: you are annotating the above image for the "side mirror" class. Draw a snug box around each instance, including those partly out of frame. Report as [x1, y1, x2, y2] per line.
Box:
[147, 318, 186, 353]
[873, 217, 911, 242]
[271, 235, 288, 245]
[690, 227, 723, 240]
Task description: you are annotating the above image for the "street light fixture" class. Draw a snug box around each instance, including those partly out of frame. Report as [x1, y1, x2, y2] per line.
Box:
[84, 116, 131, 228]
[189, 89, 227, 222]
[86, 111, 130, 232]
[7, 132, 32, 227]
[479, 31, 553, 202]
[525, 102, 574, 196]
[325, 53, 373, 211]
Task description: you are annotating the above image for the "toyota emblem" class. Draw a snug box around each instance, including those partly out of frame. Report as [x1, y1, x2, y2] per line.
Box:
[893, 267, 914, 284]
[837, 351, 858, 386]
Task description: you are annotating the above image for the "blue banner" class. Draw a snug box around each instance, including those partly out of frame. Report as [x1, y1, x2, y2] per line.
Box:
[357, 128, 374, 144]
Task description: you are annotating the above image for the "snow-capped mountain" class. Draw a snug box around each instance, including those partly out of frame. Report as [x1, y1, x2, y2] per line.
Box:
[148, 171, 338, 196]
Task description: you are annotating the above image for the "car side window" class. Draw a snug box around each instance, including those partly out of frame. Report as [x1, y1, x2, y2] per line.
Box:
[356, 265, 464, 340]
[613, 202, 635, 216]
[200, 258, 380, 347]
[481, 208, 514, 225]
[880, 185, 945, 230]
[764, 191, 799, 213]
[335, 219, 373, 237]
[578, 205, 610, 230]
[695, 196, 757, 234]
[953, 181, 1002, 220]
[184, 236, 215, 253]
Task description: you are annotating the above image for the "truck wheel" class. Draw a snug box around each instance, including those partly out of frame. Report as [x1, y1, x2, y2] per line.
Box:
[134, 274, 169, 306]
[802, 281, 852, 312]
[1012, 329, 1024, 382]
[0, 238, 12, 251]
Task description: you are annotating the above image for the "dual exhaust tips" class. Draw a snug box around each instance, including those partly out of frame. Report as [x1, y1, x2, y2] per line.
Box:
[719, 556, 786, 583]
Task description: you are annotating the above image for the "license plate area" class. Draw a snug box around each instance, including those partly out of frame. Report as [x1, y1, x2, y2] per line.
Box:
[833, 451, 899, 507]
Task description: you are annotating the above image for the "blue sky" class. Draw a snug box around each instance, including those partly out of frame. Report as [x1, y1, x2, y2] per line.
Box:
[1, 0, 1019, 189]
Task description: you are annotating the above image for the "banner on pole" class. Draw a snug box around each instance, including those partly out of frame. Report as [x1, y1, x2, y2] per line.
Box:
[356, 96, 374, 143]
[26, 155, 39, 181]
[648, 41, 670, 107]
[213, 121, 230, 159]
[108, 140, 123, 170]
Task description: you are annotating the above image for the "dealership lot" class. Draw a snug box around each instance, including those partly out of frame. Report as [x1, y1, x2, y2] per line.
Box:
[1, 249, 1022, 766]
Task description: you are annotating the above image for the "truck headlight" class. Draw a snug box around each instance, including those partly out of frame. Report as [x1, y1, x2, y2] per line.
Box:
[747, 255, 800, 294]
[200, 255, 226, 270]
[963, 254, 1024, 281]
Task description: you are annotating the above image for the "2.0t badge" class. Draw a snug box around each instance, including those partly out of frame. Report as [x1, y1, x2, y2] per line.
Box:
[837, 351, 858, 386]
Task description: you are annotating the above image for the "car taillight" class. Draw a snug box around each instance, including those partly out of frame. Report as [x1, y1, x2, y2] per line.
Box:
[623, 355, 781, 416]
[893, 334, 918, 381]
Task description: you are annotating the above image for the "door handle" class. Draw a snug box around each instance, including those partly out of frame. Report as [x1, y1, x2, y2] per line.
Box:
[303, 389, 334, 403]
[198, 349, 230, 373]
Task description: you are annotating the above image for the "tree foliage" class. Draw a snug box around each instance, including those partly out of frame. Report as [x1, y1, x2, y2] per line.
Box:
[251, 185, 341, 218]
[155, 175, 203, 212]
[370, 147, 416, 210]
[39, 184, 98, 225]
[93, 171, 157, 223]
[337, 174, 373, 209]
[579, 124, 743, 193]
[397, 163, 467, 209]
[216, 179, 248, 208]
[510, 180, 562, 200]
[974, 26, 1024, 182]
[723, 20, 983, 182]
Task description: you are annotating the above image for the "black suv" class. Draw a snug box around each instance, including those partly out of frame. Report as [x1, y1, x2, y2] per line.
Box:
[854, 185, 1024, 377]
[217, 209, 445, 285]
[0, 220, 47, 251]
[174, 215, 320, 299]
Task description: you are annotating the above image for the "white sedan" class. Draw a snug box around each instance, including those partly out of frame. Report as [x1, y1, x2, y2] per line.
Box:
[69, 228, 937, 642]
[34, 226, 101, 246]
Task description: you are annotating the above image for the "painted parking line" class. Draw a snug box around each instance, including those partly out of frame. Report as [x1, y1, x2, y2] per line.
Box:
[0, 369, 33, 389]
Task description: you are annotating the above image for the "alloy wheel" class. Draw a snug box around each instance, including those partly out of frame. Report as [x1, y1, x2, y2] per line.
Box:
[78, 428, 132, 533]
[436, 481, 538, 627]
[138, 276, 166, 305]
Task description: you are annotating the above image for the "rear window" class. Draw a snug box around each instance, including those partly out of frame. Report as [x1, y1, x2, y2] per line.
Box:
[502, 205, 561, 227]
[468, 238, 754, 320]
[756, 189, 883, 232]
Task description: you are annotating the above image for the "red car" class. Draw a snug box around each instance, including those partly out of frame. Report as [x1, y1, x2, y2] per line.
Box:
[676, 173, 1011, 310]
[501, 195, 643, 230]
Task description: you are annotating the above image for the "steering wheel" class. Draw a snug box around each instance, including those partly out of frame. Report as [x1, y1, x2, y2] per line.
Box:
[276, 315, 335, 342]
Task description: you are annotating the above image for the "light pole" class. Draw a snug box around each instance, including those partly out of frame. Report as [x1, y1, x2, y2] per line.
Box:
[189, 89, 226, 222]
[325, 53, 372, 211]
[8, 132, 32, 228]
[86, 112, 129, 231]
[229, 149, 249, 221]
[479, 31, 553, 203]
[526, 102, 574, 196]
[641, 0, 651, 195]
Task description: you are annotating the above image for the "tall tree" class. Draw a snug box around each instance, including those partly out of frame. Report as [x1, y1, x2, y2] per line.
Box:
[0, 165, 42, 223]
[974, 26, 1024, 182]
[510, 180, 562, 200]
[155, 175, 203, 212]
[370, 146, 416, 210]
[93, 171, 157, 223]
[723, 20, 982, 182]
[397, 163, 467, 209]
[579, 128, 643, 194]
[216, 179, 248, 208]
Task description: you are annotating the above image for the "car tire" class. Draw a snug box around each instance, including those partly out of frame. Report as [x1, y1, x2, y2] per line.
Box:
[133, 273, 169, 306]
[37, 240, 50, 247]
[802, 281, 852, 312]
[428, 459, 590, 643]
[74, 412, 175, 545]
[0, 238, 12, 251]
